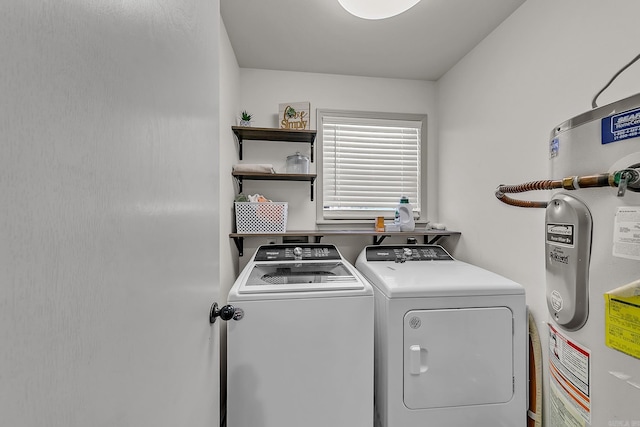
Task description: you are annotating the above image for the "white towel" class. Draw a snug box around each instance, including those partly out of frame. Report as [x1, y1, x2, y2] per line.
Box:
[232, 164, 275, 174]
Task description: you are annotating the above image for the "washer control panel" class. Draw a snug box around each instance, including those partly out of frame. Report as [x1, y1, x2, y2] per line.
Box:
[365, 245, 453, 262]
[255, 244, 342, 261]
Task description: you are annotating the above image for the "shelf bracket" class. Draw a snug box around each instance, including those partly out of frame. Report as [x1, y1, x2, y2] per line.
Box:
[424, 235, 444, 245]
[233, 176, 243, 193]
[232, 128, 244, 160]
[310, 140, 314, 163]
[373, 235, 387, 245]
[372, 234, 447, 245]
[232, 236, 244, 256]
[310, 178, 315, 201]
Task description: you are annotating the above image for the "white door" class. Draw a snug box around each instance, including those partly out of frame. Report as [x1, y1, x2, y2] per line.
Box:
[0, 1, 221, 426]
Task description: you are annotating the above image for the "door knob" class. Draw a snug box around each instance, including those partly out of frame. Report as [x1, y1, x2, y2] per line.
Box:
[209, 302, 244, 324]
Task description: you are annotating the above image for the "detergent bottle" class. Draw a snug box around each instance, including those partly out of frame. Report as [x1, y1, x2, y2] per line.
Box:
[397, 196, 415, 232]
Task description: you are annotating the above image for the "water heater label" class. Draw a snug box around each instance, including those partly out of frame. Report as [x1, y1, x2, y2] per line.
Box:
[547, 223, 575, 247]
[602, 106, 640, 144]
[550, 290, 564, 311]
[613, 207, 640, 261]
[550, 137, 559, 158]
[549, 324, 591, 424]
[605, 279, 640, 359]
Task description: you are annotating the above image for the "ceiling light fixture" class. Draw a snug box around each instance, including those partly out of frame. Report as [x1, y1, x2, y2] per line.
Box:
[338, 0, 422, 20]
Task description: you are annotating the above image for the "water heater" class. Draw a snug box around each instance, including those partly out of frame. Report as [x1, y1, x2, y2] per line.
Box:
[547, 93, 640, 426]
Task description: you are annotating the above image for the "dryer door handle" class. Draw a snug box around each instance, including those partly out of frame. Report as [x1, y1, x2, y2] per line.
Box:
[409, 345, 428, 375]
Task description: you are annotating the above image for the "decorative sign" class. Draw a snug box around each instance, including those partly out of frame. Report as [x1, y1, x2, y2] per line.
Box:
[279, 102, 310, 130]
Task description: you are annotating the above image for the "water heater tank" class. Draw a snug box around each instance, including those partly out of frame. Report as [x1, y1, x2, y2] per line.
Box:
[547, 92, 640, 426]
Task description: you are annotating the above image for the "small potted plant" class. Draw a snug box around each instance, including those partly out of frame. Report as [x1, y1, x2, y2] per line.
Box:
[239, 110, 252, 127]
[285, 106, 296, 119]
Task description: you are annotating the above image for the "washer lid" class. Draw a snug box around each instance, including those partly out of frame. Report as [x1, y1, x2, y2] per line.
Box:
[240, 261, 364, 293]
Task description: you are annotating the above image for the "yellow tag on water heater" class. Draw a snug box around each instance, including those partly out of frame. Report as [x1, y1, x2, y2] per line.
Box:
[604, 279, 640, 359]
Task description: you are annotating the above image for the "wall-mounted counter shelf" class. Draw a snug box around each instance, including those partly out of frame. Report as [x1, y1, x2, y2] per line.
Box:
[232, 126, 317, 161]
[232, 172, 317, 201]
[229, 229, 461, 256]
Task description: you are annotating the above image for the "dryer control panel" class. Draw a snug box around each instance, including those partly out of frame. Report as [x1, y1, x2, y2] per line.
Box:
[365, 245, 453, 262]
[255, 244, 342, 261]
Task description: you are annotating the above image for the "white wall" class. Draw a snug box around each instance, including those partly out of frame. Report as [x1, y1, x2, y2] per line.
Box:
[220, 19, 241, 287]
[1, 1, 221, 426]
[233, 69, 441, 267]
[438, 0, 640, 421]
[439, 0, 640, 298]
[218, 17, 241, 415]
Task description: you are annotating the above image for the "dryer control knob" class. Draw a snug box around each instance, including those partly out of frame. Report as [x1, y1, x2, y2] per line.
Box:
[293, 246, 303, 259]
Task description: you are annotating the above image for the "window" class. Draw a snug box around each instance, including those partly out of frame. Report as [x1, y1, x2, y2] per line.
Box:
[317, 109, 427, 223]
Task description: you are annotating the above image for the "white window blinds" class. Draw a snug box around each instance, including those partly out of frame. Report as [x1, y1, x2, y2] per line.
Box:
[320, 114, 423, 220]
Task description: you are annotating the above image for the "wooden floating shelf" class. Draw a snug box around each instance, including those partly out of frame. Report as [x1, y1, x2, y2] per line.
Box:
[229, 229, 461, 256]
[231, 126, 317, 161]
[231, 172, 317, 201]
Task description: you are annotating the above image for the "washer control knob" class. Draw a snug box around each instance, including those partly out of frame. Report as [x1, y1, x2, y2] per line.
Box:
[293, 246, 303, 259]
[403, 248, 413, 258]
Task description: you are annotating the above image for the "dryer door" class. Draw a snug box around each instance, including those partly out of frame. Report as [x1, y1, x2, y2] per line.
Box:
[403, 307, 514, 409]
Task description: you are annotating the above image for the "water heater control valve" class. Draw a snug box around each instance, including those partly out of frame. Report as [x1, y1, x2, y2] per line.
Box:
[615, 167, 640, 197]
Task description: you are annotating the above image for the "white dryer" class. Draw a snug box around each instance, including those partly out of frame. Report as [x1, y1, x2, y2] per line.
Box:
[355, 245, 527, 427]
[225, 244, 374, 427]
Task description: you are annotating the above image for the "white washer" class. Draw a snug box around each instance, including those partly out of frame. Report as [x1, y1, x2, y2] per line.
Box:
[355, 245, 527, 427]
[226, 244, 374, 427]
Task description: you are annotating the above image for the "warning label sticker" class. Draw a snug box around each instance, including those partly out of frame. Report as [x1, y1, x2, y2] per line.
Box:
[605, 279, 640, 359]
[613, 207, 640, 261]
[550, 382, 586, 427]
[549, 324, 591, 424]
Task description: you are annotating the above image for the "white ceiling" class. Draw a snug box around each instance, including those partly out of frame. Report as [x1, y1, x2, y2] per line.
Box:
[221, 0, 526, 81]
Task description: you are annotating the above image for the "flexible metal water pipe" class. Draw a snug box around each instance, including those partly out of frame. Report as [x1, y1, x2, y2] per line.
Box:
[495, 169, 640, 208]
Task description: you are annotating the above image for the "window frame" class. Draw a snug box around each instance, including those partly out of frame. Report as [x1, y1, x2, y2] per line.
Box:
[316, 109, 428, 225]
